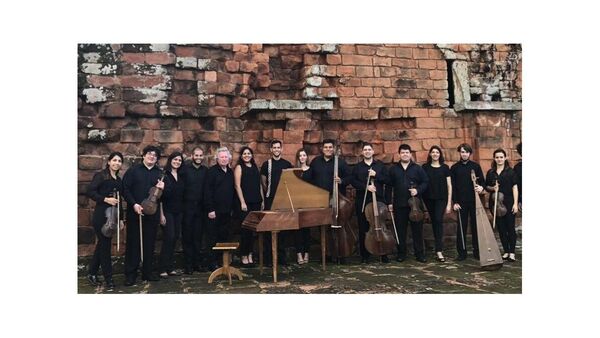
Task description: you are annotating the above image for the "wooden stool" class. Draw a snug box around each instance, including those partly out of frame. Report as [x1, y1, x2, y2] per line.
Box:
[208, 242, 243, 285]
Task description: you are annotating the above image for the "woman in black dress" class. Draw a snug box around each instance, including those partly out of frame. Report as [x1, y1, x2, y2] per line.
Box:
[485, 148, 519, 262]
[159, 152, 185, 278]
[86, 152, 124, 290]
[294, 148, 312, 264]
[421, 146, 452, 262]
[234, 146, 264, 266]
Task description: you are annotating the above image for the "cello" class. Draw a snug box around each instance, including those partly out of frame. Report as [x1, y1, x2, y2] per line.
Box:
[328, 146, 356, 261]
[364, 176, 397, 256]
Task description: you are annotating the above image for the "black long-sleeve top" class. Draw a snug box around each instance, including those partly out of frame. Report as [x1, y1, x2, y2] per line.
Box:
[87, 169, 124, 224]
[514, 161, 522, 203]
[485, 167, 517, 210]
[350, 160, 389, 205]
[180, 162, 208, 205]
[422, 163, 451, 201]
[162, 171, 185, 214]
[450, 160, 484, 208]
[385, 161, 429, 208]
[122, 163, 163, 211]
[303, 155, 351, 194]
[260, 158, 293, 200]
[204, 164, 235, 213]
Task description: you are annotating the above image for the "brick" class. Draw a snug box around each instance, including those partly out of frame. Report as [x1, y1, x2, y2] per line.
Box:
[145, 52, 176, 65]
[444, 117, 462, 128]
[355, 87, 373, 97]
[428, 108, 446, 117]
[337, 66, 355, 76]
[379, 108, 408, 119]
[225, 60, 240, 72]
[174, 70, 197, 81]
[416, 117, 444, 129]
[428, 90, 449, 99]
[138, 118, 161, 130]
[356, 45, 377, 55]
[393, 99, 417, 108]
[283, 130, 304, 143]
[326, 54, 342, 65]
[286, 119, 313, 131]
[413, 48, 429, 59]
[441, 138, 464, 149]
[372, 57, 391, 66]
[418, 60, 437, 70]
[433, 80, 448, 89]
[121, 53, 145, 63]
[342, 109, 362, 120]
[340, 130, 376, 142]
[154, 130, 183, 143]
[376, 47, 396, 57]
[414, 129, 439, 139]
[126, 103, 157, 117]
[361, 109, 379, 120]
[233, 44, 249, 53]
[429, 70, 447, 80]
[375, 119, 414, 130]
[361, 78, 390, 87]
[342, 55, 372, 66]
[368, 98, 394, 108]
[159, 105, 184, 117]
[303, 54, 321, 65]
[178, 119, 202, 130]
[240, 61, 258, 73]
[176, 57, 198, 68]
[379, 67, 397, 77]
[220, 131, 242, 143]
[406, 108, 429, 117]
[337, 87, 355, 97]
[340, 98, 369, 108]
[120, 129, 144, 143]
[169, 94, 198, 106]
[205, 71, 217, 82]
[87, 75, 119, 87]
[356, 66, 373, 77]
[392, 58, 417, 68]
[119, 75, 167, 88]
[396, 47, 412, 59]
[99, 102, 126, 118]
[416, 79, 434, 89]
[304, 130, 323, 143]
[195, 131, 219, 142]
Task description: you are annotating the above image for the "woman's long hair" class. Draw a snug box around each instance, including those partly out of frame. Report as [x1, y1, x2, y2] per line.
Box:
[426, 145, 445, 165]
[295, 148, 310, 168]
[491, 148, 510, 170]
[236, 146, 258, 169]
[103, 152, 123, 179]
[164, 151, 184, 173]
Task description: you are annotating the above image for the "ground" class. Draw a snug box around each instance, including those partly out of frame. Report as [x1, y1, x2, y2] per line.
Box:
[77, 241, 521, 294]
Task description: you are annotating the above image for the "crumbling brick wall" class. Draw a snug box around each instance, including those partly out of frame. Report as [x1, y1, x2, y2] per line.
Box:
[78, 43, 522, 256]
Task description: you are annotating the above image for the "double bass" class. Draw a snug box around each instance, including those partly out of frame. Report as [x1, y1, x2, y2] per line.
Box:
[328, 146, 356, 261]
[364, 176, 397, 256]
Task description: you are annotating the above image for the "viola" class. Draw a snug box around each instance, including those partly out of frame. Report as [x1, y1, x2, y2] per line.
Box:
[101, 189, 119, 238]
[492, 179, 508, 217]
[364, 178, 396, 256]
[408, 182, 424, 222]
[140, 171, 165, 215]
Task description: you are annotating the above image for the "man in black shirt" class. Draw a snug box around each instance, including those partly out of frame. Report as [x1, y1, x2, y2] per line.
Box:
[350, 142, 390, 263]
[260, 139, 293, 265]
[514, 142, 522, 210]
[180, 146, 208, 274]
[385, 144, 429, 263]
[204, 147, 236, 270]
[304, 139, 352, 264]
[122, 145, 164, 286]
[450, 143, 485, 261]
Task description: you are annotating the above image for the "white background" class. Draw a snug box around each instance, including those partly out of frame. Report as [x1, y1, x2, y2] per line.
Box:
[0, 0, 598, 337]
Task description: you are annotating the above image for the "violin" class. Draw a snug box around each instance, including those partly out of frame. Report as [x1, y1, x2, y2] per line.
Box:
[101, 189, 119, 238]
[492, 179, 508, 218]
[140, 171, 165, 215]
[364, 177, 396, 256]
[408, 182, 424, 222]
[328, 146, 356, 259]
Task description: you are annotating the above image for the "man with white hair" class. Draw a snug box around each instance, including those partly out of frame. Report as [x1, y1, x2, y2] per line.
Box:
[204, 147, 235, 270]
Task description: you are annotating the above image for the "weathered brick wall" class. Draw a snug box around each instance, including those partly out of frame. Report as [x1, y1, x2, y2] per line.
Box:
[78, 43, 522, 256]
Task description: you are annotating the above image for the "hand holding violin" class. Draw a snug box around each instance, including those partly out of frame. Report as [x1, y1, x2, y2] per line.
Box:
[156, 179, 164, 189]
[368, 169, 376, 177]
[408, 188, 418, 196]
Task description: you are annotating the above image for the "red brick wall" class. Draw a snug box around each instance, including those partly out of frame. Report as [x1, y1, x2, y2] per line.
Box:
[78, 43, 522, 255]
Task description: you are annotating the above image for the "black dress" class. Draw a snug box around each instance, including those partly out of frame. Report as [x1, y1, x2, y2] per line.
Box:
[238, 163, 262, 256]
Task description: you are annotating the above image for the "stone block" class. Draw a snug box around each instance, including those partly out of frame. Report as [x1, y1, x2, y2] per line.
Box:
[227, 118, 245, 131]
[416, 117, 444, 129]
[283, 130, 304, 143]
[306, 76, 323, 87]
[126, 103, 157, 117]
[82, 88, 113, 103]
[120, 129, 145, 143]
[87, 129, 119, 142]
[78, 155, 104, 170]
[146, 52, 176, 65]
[154, 130, 183, 143]
[99, 102, 126, 118]
[81, 63, 117, 75]
[220, 131, 243, 143]
[305, 100, 333, 110]
[159, 105, 184, 117]
[176, 57, 198, 68]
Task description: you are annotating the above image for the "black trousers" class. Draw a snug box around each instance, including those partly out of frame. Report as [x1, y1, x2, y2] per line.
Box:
[206, 212, 231, 266]
[456, 206, 479, 256]
[496, 211, 517, 254]
[89, 217, 113, 279]
[240, 202, 261, 255]
[182, 202, 206, 269]
[424, 199, 446, 252]
[294, 228, 311, 254]
[125, 210, 159, 281]
[355, 200, 371, 259]
[394, 206, 425, 258]
[159, 211, 182, 273]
